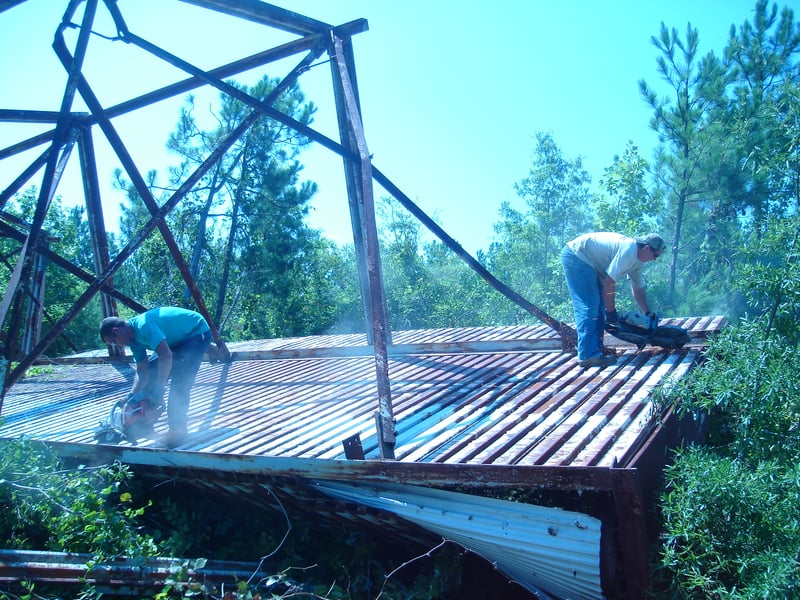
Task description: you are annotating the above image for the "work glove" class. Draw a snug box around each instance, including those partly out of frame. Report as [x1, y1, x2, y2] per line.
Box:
[606, 310, 618, 325]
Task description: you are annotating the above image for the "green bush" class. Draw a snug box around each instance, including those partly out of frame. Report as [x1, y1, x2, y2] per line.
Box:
[0, 438, 476, 599]
[655, 215, 800, 598]
[0, 436, 157, 561]
[659, 447, 800, 598]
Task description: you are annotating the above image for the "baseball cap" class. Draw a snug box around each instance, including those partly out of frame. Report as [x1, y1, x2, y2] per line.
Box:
[637, 233, 665, 256]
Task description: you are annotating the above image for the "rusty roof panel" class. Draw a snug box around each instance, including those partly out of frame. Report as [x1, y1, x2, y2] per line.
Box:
[1, 319, 723, 472]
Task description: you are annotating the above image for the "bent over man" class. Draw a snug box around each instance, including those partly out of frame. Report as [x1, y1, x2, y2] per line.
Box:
[99, 306, 211, 447]
[561, 232, 665, 368]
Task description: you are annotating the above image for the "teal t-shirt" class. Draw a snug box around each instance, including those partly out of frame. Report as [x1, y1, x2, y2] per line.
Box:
[128, 307, 210, 363]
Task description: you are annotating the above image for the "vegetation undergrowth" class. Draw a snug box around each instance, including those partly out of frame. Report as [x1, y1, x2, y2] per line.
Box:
[652, 218, 800, 598]
[0, 437, 529, 599]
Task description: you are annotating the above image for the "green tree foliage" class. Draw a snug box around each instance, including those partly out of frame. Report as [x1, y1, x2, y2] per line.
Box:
[593, 141, 664, 234]
[112, 168, 175, 308]
[0, 189, 103, 356]
[655, 216, 800, 598]
[377, 198, 498, 329]
[379, 199, 436, 330]
[0, 434, 485, 600]
[725, 0, 800, 231]
[0, 437, 157, 561]
[659, 447, 800, 598]
[637, 1, 800, 319]
[112, 75, 353, 340]
[639, 22, 731, 308]
[737, 216, 800, 335]
[487, 132, 592, 318]
[422, 243, 504, 326]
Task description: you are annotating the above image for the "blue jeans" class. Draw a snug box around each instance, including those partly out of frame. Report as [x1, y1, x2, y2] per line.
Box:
[561, 245, 605, 360]
[144, 331, 211, 431]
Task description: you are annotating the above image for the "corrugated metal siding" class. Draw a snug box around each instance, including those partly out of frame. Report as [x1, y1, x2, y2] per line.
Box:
[1, 318, 723, 469]
[312, 480, 603, 600]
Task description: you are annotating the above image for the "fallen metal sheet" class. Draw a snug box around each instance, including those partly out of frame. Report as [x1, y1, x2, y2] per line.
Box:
[313, 480, 603, 600]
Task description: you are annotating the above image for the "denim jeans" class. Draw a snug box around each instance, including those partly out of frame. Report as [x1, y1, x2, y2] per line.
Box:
[144, 331, 211, 431]
[561, 245, 605, 361]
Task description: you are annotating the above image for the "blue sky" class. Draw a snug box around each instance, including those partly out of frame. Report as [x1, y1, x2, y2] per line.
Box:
[1, 0, 763, 254]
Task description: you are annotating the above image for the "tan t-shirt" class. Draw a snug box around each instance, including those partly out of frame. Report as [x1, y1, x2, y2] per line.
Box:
[566, 232, 644, 288]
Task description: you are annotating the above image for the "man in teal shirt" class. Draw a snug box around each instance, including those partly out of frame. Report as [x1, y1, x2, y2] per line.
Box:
[99, 307, 211, 447]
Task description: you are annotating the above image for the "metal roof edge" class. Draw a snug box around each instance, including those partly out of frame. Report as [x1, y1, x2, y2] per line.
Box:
[40, 439, 630, 492]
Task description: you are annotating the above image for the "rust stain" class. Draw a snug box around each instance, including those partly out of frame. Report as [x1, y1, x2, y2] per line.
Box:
[2, 319, 723, 472]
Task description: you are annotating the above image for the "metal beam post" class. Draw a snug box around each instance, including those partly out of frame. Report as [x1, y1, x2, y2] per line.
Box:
[330, 32, 395, 459]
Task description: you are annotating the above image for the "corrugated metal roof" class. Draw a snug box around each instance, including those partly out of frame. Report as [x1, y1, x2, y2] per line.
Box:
[1, 318, 723, 468]
[0, 317, 725, 600]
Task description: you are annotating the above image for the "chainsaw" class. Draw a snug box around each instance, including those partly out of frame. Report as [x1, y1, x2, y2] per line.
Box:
[94, 391, 163, 445]
[605, 311, 691, 350]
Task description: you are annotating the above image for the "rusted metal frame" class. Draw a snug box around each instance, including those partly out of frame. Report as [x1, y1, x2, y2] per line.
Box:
[2, 33, 326, 391]
[0, 0, 96, 403]
[329, 39, 374, 344]
[0, 1, 27, 15]
[108, 30, 329, 149]
[21, 238, 48, 354]
[0, 129, 59, 162]
[370, 166, 579, 352]
[142, 74, 578, 351]
[52, 37, 227, 363]
[0, 109, 69, 123]
[0, 24, 336, 357]
[0, 548, 268, 591]
[609, 468, 650, 600]
[0, 219, 147, 314]
[5, 5, 571, 353]
[1, 107, 263, 396]
[0, 26, 346, 161]
[0, 129, 79, 364]
[55, 0, 97, 114]
[43, 438, 625, 491]
[0, 0, 96, 333]
[0, 232, 79, 356]
[0, 134, 75, 258]
[77, 124, 119, 339]
[0, 19, 367, 165]
[0, 147, 51, 210]
[331, 33, 396, 459]
[0, 228, 83, 357]
[212, 71, 574, 351]
[102, 31, 327, 345]
[326, 37, 372, 329]
[177, 0, 335, 36]
[100, 33, 360, 198]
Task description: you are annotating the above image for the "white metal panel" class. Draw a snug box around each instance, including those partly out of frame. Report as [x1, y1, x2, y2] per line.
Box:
[313, 480, 604, 600]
